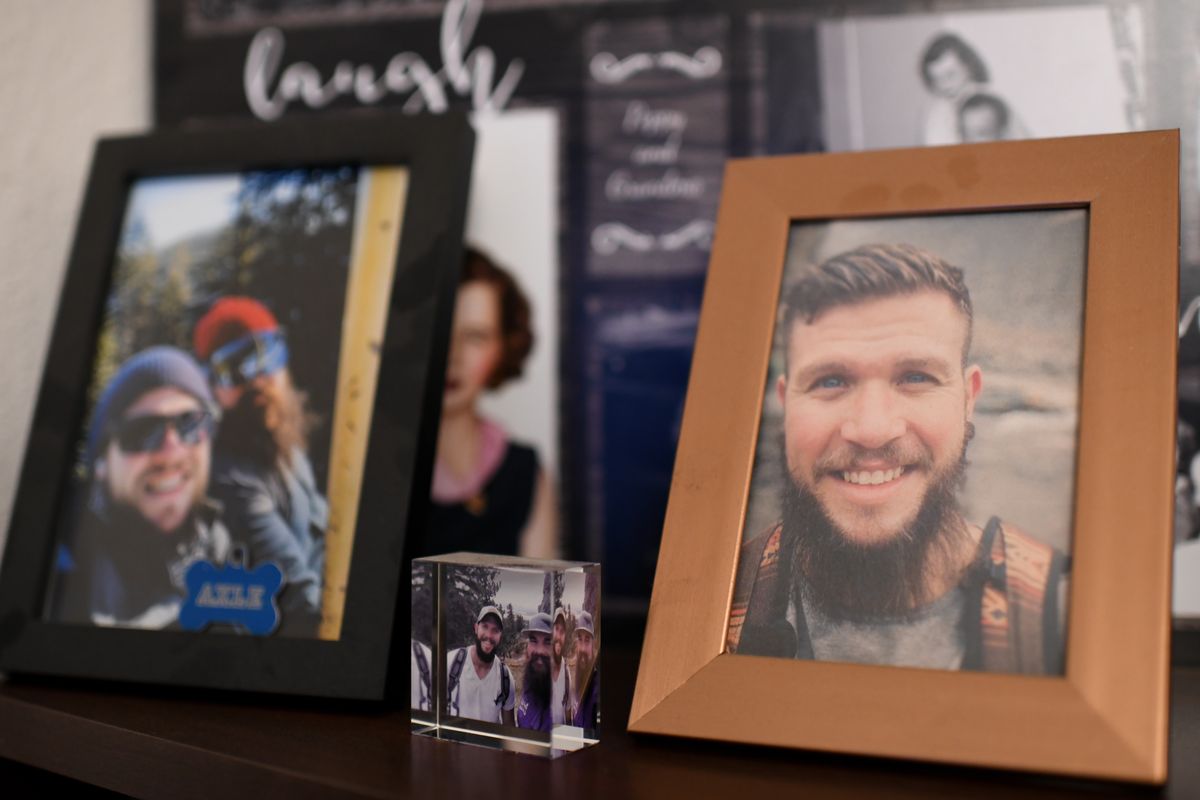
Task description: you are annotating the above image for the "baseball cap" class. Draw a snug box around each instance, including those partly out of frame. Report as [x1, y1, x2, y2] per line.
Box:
[523, 612, 553, 636]
[476, 605, 503, 628]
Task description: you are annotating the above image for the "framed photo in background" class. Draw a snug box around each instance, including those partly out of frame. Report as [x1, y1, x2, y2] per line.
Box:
[0, 113, 474, 699]
[630, 131, 1177, 782]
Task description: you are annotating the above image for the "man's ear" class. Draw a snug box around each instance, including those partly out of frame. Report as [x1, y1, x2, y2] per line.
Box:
[964, 365, 983, 418]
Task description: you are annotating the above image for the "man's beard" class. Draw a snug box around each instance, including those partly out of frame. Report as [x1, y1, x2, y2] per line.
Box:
[783, 434, 973, 621]
[99, 485, 197, 540]
[215, 375, 310, 468]
[475, 636, 497, 664]
[572, 651, 594, 695]
[524, 653, 551, 703]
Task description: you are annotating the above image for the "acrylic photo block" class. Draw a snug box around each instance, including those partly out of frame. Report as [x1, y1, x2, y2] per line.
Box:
[411, 553, 600, 757]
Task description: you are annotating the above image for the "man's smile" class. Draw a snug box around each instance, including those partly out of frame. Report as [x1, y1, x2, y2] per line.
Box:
[142, 467, 193, 497]
[819, 461, 924, 514]
[840, 466, 906, 486]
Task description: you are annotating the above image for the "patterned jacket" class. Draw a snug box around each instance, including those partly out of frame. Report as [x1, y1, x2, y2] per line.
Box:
[726, 517, 1068, 674]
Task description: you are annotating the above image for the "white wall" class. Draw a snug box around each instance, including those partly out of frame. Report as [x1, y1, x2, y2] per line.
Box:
[468, 108, 560, 475]
[0, 1, 151, 564]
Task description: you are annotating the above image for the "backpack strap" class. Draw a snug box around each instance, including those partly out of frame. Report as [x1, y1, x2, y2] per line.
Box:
[448, 648, 468, 715]
[1041, 547, 1068, 675]
[727, 524, 784, 653]
[496, 661, 511, 708]
[563, 663, 572, 720]
[413, 641, 431, 710]
[978, 517, 1059, 674]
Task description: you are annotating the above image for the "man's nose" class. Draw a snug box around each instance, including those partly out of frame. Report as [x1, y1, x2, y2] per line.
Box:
[840, 383, 906, 448]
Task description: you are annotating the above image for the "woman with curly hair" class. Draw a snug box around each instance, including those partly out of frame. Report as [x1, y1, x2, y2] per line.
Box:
[421, 247, 559, 558]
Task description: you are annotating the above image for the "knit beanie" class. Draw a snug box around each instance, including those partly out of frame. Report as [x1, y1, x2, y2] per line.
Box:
[193, 297, 280, 362]
[87, 346, 215, 464]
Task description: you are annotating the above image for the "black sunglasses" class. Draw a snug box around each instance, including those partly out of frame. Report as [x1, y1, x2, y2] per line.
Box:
[110, 409, 213, 454]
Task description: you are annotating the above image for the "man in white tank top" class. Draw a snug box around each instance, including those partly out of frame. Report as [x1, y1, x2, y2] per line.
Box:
[447, 605, 515, 724]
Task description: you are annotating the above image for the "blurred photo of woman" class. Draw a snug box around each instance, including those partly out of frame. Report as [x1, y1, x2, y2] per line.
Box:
[423, 248, 559, 558]
[919, 32, 1029, 146]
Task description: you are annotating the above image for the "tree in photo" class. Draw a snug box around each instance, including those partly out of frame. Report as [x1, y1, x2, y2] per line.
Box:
[411, 562, 434, 646]
[444, 566, 501, 649]
[584, 570, 599, 619]
[500, 602, 527, 660]
[538, 571, 565, 615]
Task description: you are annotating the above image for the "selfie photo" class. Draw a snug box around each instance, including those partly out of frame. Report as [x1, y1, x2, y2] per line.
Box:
[44, 165, 408, 639]
[729, 210, 1085, 676]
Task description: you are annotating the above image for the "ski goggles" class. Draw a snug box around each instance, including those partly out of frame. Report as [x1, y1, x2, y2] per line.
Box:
[110, 409, 214, 454]
[206, 329, 289, 389]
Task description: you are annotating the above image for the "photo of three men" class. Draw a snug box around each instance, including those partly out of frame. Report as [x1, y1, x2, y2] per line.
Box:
[444, 605, 598, 732]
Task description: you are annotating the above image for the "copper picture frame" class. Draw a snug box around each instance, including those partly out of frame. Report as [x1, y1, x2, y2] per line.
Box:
[629, 131, 1177, 783]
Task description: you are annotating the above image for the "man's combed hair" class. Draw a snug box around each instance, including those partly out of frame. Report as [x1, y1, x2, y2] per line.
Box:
[782, 243, 975, 360]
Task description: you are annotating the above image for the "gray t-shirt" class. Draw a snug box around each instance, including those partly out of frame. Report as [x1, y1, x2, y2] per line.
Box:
[789, 582, 967, 670]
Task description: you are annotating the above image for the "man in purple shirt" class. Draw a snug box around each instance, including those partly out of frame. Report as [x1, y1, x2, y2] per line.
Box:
[572, 611, 599, 731]
[516, 612, 554, 732]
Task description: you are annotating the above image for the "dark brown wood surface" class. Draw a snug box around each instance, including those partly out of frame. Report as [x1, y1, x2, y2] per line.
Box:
[0, 628, 1194, 799]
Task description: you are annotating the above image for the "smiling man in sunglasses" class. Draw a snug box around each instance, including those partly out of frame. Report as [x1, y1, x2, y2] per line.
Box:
[53, 346, 231, 628]
[193, 297, 328, 636]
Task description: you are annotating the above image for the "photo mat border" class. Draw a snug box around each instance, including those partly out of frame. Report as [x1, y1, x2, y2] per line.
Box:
[629, 131, 1177, 783]
[0, 112, 475, 700]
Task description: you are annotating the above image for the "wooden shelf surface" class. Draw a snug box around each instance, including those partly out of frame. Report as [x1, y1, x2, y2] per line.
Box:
[1, 635, 1197, 799]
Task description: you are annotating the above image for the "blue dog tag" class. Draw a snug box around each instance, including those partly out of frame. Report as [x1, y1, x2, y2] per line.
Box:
[179, 559, 284, 636]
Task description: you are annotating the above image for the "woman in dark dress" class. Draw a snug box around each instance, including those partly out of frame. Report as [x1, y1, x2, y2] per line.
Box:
[422, 248, 558, 558]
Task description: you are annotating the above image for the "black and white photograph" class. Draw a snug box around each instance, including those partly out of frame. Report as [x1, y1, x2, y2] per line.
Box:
[817, 5, 1144, 151]
[729, 210, 1085, 676]
[1169, 0, 1200, 629]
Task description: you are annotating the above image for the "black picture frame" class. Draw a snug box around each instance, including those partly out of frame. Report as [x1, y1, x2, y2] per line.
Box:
[0, 112, 474, 700]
